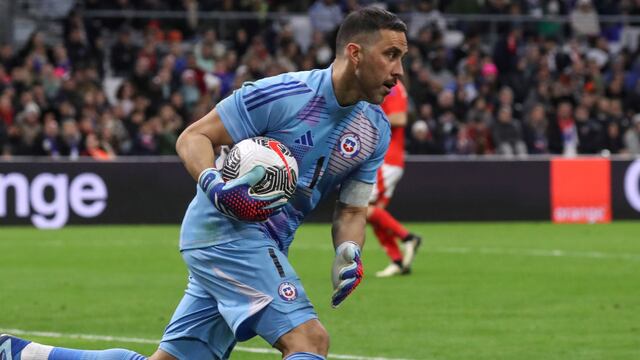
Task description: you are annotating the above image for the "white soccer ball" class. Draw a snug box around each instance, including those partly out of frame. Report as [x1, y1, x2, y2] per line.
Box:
[222, 137, 298, 200]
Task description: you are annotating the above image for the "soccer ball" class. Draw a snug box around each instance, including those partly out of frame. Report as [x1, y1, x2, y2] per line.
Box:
[221, 137, 298, 200]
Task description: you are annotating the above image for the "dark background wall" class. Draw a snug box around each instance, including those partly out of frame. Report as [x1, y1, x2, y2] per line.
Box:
[1, 158, 639, 228]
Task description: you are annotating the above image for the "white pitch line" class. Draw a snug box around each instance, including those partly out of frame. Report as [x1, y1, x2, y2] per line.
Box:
[291, 242, 640, 262]
[430, 247, 640, 261]
[0, 328, 412, 360]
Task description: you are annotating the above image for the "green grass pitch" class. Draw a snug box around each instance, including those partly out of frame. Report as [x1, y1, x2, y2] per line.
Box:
[1, 222, 639, 359]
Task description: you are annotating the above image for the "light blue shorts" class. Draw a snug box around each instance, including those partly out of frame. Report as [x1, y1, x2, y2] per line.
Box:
[159, 238, 317, 360]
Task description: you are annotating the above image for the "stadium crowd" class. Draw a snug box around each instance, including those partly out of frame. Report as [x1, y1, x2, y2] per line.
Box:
[2, 0, 640, 159]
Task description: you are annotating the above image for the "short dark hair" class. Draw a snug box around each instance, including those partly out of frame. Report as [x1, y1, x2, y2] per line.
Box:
[335, 6, 407, 52]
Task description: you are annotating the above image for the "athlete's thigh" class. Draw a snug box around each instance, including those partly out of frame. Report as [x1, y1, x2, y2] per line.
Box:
[380, 164, 404, 200]
[370, 164, 404, 205]
[159, 276, 236, 360]
[182, 239, 318, 346]
[369, 165, 385, 204]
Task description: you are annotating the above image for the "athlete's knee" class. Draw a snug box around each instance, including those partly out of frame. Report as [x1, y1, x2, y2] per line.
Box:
[303, 322, 329, 353]
[275, 319, 330, 357]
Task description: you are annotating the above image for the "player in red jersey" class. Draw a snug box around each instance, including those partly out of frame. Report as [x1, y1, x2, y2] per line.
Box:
[367, 81, 422, 277]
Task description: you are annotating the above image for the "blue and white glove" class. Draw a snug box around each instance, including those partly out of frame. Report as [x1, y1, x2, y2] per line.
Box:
[198, 166, 287, 222]
[331, 241, 364, 308]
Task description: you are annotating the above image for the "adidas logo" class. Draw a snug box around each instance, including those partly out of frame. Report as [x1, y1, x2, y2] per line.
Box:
[294, 131, 314, 146]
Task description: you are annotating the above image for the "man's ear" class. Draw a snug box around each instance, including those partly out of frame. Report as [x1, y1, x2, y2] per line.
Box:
[346, 43, 362, 66]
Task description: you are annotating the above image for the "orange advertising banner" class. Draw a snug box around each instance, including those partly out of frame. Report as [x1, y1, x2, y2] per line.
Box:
[550, 158, 611, 223]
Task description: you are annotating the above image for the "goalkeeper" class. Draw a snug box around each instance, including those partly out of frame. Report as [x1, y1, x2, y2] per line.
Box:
[2, 6, 408, 360]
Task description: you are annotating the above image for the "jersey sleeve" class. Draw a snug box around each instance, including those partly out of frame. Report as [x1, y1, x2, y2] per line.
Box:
[347, 116, 391, 184]
[215, 83, 269, 143]
[215, 78, 312, 143]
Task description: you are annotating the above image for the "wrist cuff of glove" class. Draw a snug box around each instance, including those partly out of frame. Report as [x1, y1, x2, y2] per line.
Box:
[335, 241, 360, 255]
[198, 168, 219, 192]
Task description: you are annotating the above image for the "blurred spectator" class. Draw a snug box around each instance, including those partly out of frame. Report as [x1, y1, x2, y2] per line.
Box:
[179, 69, 201, 111]
[65, 27, 92, 69]
[624, 114, 640, 154]
[275, 39, 301, 73]
[156, 104, 183, 155]
[116, 81, 136, 117]
[131, 56, 154, 97]
[466, 97, 493, 125]
[132, 118, 159, 155]
[308, 31, 334, 68]
[34, 113, 63, 157]
[570, 0, 601, 38]
[524, 82, 553, 115]
[110, 28, 138, 77]
[14, 102, 42, 155]
[552, 101, 579, 156]
[22, 32, 49, 73]
[586, 36, 610, 69]
[493, 27, 522, 77]
[603, 121, 625, 154]
[0, 44, 17, 72]
[0, 118, 7, 156]
[233, 29, 251, 59]
[437, 111, 459, 154]
[83, 132, 116, 160]
[138, 37, 159, 74]
[609, 99, 632, 130]
[427, 47, 454, 88]
[575, 105, 603, 153]
[495, 86, 521, 121]
[0, 93, 14, 127]
[98, 111, 132, 154]
[408, 0, 447, 39]
[492, 106, 527, 156]
[435, 89, 455, 117]
[408, 119, 438, 154]
[595, 96, 611, 123]
[308, 0, 344, 34]
[60, 118, 83, 159]
[41, 64, 62, 99]
[458, 117, 493, 155]
[523, 103, 549, 154]
[194, 29, 226, 72]
[150, 68, 174, 105]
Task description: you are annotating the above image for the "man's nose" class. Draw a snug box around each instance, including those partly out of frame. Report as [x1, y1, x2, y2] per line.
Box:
[392, 60, 404, 78]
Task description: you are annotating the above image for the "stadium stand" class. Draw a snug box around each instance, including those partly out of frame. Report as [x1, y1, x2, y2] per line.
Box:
[2, 0, 640, 158]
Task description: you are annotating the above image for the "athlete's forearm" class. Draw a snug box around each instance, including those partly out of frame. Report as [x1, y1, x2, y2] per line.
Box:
[176, 129, 217, 182]
[176, 108, 234, 182]
[330, 201, 366, 308]
[331, 202, 367, 250]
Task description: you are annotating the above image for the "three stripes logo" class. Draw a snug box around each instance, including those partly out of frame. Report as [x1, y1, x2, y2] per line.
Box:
[294, 131, 314, 147]
[243, 81, 312, 112]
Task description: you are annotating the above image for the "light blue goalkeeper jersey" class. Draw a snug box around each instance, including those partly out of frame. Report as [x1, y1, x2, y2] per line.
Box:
[180, 65, 391, 252]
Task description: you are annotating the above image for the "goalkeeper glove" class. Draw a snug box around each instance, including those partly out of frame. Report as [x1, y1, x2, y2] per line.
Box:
[331, 241, 364, 308]
[198, 166, 287, 222]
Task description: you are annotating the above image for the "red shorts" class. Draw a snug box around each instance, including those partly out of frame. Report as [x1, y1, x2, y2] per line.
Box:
[369, 164, 404, 207]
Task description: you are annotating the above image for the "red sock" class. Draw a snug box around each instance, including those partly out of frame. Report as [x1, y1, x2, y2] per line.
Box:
[369, 207, 409, 240]
[373, 223, 403, 263]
